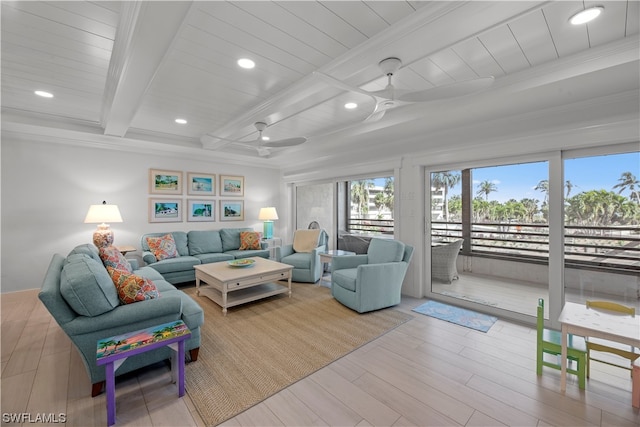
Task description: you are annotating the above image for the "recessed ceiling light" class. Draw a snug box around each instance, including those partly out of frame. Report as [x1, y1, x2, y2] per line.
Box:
[569, 6, 604, 25]
[344, 102, 358, 109]
[35, 90, 53, 98]
[261, 136, 270, 141]
[175, 118, 187, 124]
[237, 58, 255, 69]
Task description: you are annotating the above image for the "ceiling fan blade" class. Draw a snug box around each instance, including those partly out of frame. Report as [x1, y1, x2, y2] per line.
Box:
[363, 99, 399, 122]
[364, 109, 386, 122]
[313, 71, 378, 99]
[397, 76, 495, 103]
[233, 142, 271, 157]
[262, 137, 307, 148]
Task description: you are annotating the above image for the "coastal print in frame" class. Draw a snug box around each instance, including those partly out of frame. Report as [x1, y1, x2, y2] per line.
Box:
[220, 175, 244, 197]
[150, 169, 182, 195]
[220, 200, 244, 221]
[187, 199, 215, 222]
[149, 198, 182, 223]
[187, 172, 215, 196]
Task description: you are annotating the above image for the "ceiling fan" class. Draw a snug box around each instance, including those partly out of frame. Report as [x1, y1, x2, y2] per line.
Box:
[200, 122, 307, 156]
[315, 57, 495, 122]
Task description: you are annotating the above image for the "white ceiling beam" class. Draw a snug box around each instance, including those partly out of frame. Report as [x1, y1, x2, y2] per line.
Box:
[201, 1, 549, 149]
[102, 1, 193, 137]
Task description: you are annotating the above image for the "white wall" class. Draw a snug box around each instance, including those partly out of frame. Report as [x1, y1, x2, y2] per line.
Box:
[1, 137, 282, 293]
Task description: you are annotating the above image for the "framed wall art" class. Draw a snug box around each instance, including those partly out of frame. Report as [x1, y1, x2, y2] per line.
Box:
[220, 175, 244, 197]
[220, 200, 244, 221]
[149, 198, 182, 223]
[187, 172, 215, 196]
[187, 199, 215, 222]
[150, 169, 182, 195]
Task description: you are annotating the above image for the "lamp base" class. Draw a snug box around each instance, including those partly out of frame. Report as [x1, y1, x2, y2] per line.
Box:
[263, 221, 274, 240]
[93, 224, 114, 248]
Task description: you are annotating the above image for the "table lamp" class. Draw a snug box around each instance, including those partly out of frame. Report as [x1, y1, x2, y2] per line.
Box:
[84, 201, 123, 247]
[258, 207, 278, 239]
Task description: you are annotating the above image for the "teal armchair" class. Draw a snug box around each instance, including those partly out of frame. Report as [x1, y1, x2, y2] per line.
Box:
[331, 238, 413, 313]
[275, 229, 328, 283]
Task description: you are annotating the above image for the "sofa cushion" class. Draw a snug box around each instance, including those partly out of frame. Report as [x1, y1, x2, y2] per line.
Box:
[146, 256, 201, 274]
[99, 246, 132, 272]
[68, 244, 102, 264]
[367, 238, 405, 264]
[220, 228, 253, 252]
[193, 253, 234, 264]
[225, 249, 270, 259]
[107, 266, 160, 304]
[188, 230, 223, 255]
[239, 231, 261, 250]
[146, 233, 178, 260]
[293, 229, 320, 253]
[60, 256, 120, 317]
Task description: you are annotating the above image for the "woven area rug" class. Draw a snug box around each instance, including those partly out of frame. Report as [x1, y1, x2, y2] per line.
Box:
[182, 283, 412, 426]
[412, 300, 498, 332]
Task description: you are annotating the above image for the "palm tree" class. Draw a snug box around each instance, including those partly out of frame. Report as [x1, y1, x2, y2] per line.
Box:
[351, 180, 373, 216]
[476, 180, 497, 201]
[613, 171, 640, 202]
[520, 198, 539, 223]
[383, 177, 394, 215]
[432, 171, 461, 221]
[565, 180, 576, 197]
[535, 179, 549, 204]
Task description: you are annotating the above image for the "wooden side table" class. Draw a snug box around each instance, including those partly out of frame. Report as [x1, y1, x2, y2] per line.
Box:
[96, 321, 191, 426]
[114, 245, 136, 255]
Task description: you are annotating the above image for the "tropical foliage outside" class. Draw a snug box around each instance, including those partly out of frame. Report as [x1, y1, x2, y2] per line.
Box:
[349, 177, 394, 234]
[432, 172, 639, 226]
[431, 162, 639, 270]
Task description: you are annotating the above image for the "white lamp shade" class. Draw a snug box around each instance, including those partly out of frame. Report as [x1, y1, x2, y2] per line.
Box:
[84, 203, 123, 224]
[258, 207, 279, 221]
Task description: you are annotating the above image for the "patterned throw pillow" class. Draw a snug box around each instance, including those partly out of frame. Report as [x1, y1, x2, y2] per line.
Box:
[146, 233, 178, 260]
[99, 246, 132, 273]
[107, 266, 160, 304]
[239, 231, 261, 250]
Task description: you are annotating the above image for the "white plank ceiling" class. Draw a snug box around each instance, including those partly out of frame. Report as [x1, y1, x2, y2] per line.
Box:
[2, 1, 639, 169]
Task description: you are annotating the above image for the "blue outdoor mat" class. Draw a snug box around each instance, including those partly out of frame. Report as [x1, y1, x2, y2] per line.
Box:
[412, 300, 498, 332]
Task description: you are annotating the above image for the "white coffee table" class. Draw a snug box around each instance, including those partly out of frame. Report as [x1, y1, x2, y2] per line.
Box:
[194, 257, 293, 315]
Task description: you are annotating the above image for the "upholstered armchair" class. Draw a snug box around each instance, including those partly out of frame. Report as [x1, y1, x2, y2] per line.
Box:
[275, 229, 328, 283]
[331, 238, 413, 313]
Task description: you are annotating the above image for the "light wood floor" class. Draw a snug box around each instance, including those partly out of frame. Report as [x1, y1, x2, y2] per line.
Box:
[432, 272, 640, 318]
[2, 287, 638, 427]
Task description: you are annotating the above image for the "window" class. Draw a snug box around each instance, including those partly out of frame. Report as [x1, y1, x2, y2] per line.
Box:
[346, 176, 394, 235]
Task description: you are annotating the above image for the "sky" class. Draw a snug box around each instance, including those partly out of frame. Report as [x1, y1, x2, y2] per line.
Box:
[440, 151, 639, 203]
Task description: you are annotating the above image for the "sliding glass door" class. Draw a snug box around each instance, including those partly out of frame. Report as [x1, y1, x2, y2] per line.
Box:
[428, 160, 550, 318]
[562, 150, 639, 312]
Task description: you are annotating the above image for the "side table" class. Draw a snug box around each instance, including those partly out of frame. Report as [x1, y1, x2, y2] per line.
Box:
[319, 250, 355, 286]
[114, 245, 136, 255]
[262, 237, 282, 259]
[96, 320, 191, 426]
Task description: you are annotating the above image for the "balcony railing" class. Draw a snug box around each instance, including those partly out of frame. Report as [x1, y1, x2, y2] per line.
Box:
[432, 221, 640, 273]
[348, 218, 394, 234]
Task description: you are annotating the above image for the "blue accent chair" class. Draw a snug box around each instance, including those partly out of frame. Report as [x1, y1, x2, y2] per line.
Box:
[331, 238, 413, 313]
[275, 229, 328, 283]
